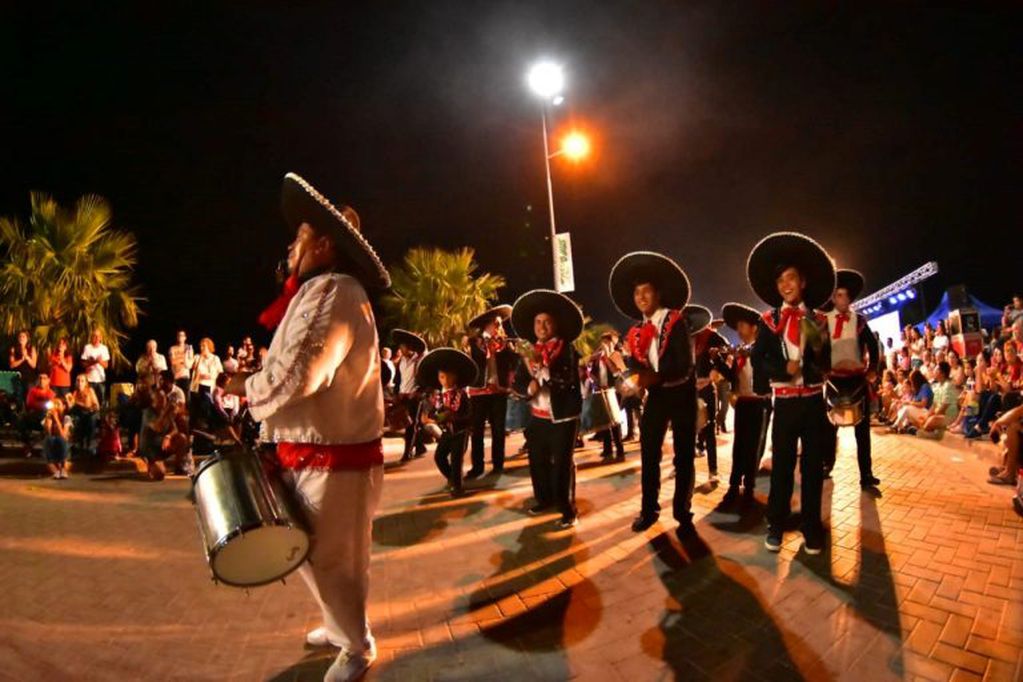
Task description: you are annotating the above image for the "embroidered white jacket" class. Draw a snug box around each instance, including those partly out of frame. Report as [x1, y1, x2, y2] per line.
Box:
[245, 272, 384, 444]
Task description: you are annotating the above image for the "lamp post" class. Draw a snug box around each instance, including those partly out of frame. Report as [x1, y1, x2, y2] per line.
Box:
[527, 61, 566, 290]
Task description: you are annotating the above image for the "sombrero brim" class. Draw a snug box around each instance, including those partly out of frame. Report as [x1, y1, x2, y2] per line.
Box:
[746, 232, 835, 310]
[683, 305, 713, 335]
[722, 302, 762, 331]
[391, 329, 427, 355]
[468, 305, 513, 331]
[281, 172, 391, 290]
[415, 348, 478, 390]
[835, 269, 865, 302]
[511, 289, 584, 343]
[609, 252, 691, 319]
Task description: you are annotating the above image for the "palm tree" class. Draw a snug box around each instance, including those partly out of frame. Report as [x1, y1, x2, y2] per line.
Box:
[381, 247, 505, 348]
[0, 192, 143, 367]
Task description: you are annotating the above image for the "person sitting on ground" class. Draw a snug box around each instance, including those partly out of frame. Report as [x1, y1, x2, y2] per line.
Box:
[879, 369, 898, 419]
[892, 369, 933, 434]
[914, 361, 959, 439]
[43, 397, 72, 480]
[119, 380, 151, 458]
[138, 389, 187, 481]
[96, 410, 123, 462]
[159, 370, 187, 409]
[68, 374, 100, 456]
[19, 372, 55, 456]
[988, 396, 1022, 486]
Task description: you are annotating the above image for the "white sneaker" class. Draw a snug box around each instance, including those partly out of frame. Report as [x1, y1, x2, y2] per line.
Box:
[60, 470, 69, 479]
[305, 626, 344, 648]
[324, 642, 377, 682]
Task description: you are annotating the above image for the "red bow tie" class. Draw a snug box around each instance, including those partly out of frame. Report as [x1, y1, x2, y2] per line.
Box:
[833, 312, 850, 339]
[258, 273, 301, 331]
[441, 390, 461, 411]
[533, 339, 564, 366]
[779, 307, 804, 346]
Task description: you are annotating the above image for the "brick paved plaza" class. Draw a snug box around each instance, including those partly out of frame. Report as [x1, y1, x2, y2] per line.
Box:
[0, 425, 1020, 681]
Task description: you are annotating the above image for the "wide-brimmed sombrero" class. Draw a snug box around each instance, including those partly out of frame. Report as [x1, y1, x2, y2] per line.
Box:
[835, 269, 865, 302]
[415, 348, 478, 390]
[746, 232, 835, 310]
[468, 305, 513, 331]
[609, 252, 691, 320]
[722, 302, 762, 331]
[683, 304, 713, 335]
[391, 329, 427, 355]
[511, 289, 584, 343]
[281, 172, 390, 290]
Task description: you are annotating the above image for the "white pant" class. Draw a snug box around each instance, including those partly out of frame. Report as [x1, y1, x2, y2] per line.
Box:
[284, 466, 384, 654]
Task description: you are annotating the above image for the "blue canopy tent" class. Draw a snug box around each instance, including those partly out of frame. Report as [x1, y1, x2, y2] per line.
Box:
[925, 292, 1003, 331]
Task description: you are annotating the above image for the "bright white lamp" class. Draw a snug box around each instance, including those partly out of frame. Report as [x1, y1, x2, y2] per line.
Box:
[527, 62, 564, 99]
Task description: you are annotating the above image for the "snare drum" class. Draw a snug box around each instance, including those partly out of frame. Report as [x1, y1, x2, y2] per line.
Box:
[191, 451, 310, 587]
[615, 371, 643, 399]
[826, 374, 867, 427]
[505, 395, 531, 433]
[581, 389, 624, 435]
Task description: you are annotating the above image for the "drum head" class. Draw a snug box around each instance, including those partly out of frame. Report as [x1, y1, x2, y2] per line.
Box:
[211, 524, 310, 587]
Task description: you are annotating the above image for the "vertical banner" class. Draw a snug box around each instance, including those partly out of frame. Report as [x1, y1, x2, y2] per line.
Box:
[554, 232, 575, 293]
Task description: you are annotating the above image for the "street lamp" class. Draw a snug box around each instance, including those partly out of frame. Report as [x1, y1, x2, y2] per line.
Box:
[527, 61, 566, 290]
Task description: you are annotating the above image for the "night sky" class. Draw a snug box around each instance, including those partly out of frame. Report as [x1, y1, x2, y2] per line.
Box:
[5, 2, 1020, 360]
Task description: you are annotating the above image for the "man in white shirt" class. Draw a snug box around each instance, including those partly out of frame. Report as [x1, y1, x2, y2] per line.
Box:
[228, 172, 390, 682]
[135, 339, 168, 387]
[81, 330, 111, 405]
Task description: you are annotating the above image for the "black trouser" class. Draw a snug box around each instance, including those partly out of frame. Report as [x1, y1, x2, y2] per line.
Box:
[400, 395, 424, 458]
[434, 430, 469, 492]
[716, 380, 731, 431]
[174, 378, 190, 398]
[729, 398, 772, 491]
[823, 388, 874, 484]
[601, 423, 624, 457]
[639, 380, 697, 522]
[525, 416, 577, 518]
[470, 393, 507, 472]
[767, 393, 829, 541]
[697, 383, 718, 474]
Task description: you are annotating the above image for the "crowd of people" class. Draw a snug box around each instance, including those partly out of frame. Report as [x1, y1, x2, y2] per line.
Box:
[2, 329, 267, 480]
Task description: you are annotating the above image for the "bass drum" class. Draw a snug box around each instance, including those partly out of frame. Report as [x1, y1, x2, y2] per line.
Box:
[826, 374, 866, 427]
[191, 451, 310, 587]
[505, 395, 531, 433]
[580, 389, 624, 435]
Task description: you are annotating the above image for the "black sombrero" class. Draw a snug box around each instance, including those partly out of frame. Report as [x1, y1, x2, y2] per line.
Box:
[468, 304, 513, 331]
[415, 348, 478, 390]
[609, 251, 691, 320]
[710, 318, 726, 331]
[722, 302, 762, 331]
[391, 329, 427, 355]
[683, 304, 713, 335]
[511, 289, 584, 343]
[281, 172, 390, 290]
[835, 269, 865, 302]
[746, 232, 836, 310]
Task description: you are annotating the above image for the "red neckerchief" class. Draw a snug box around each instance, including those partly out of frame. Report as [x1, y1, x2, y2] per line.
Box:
[484, 336, 505, 359]
[833, 311, 850, 339]
[626, 310, 682, 366]
[777, 306, 805, 346]
[258, 273, 301, 331]
[533, 338, 564, 367]
[440, 388, 462, 411]
[736, 353, 747, 373]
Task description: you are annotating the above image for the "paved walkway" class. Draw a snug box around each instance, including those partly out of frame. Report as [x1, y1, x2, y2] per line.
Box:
[0, 423, 1020, 681]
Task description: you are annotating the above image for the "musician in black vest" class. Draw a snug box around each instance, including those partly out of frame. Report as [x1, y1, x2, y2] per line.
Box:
[686, 304, 729, 483]
[747, 232, 835, 555]
[610, 252, 698, 537]
[511, 290, 584, 529]
[466, 305, 517, 478]
[584, 330, 626, 462]
[822, 269, 881, 489]
[718, 303, 773, 508]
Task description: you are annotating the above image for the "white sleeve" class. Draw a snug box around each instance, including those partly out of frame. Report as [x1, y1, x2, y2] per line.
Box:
[101, 346, 110, 362]
[245, 276, 356, 422]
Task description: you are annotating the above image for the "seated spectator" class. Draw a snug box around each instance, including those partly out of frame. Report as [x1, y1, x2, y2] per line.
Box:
[915, 361, 959, 439]
[932, 320, 950, 353]
[96, 410, 123, 462]
[159, 370, 186, 408]
[948, 350, 966, 388]
[879, 369, 898, 418]
[135, 339, 168, 387]
[118, 381, 151, 458]
[67, 374, 100, 456]
[892, 369, 932, 433]
[988, 396, 1022, 486]
[42, 397, 72, 480]
[47, 338, 73, 398]
[997, 341, 1023, 394]
[19, 372, 55, 456]
[139, 389, 187, 481]
[1002, 295, 1023, 330]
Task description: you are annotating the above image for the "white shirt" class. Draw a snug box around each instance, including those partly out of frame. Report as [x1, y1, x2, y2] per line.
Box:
[644, 308, 670, 372]
[397, 353, 420, 394]
[81, 343, 110, 383]
[932, 334, 949, 351]
[164, 384, 186, 407]
[736, 352, 754, 396]
[169, 344, 194, 380]
[192, 354, 224, 390]
[826, 309, 863, 369]
[246, 272, 384, 445]
[136, 352, 168, 378]
[772, 303, 807, 388]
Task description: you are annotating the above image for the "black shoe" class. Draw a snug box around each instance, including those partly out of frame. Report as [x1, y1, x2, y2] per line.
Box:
[615, 451, 626, 462]
[802, 535, 824, 555]
[675, 519, 697, 539]
[557, 515, 578, 529]
[526, 504, 549, 516]
[465, 469, 484, 480]
[721, 486, 740, 507]
[414, 447, 428, 458]
[490, 467, 504, 476]
[631, 513, 658, 532]
[989, 466, 1002, 476]
[860, 475, 880, 488]
[765, 528, 783, 552]
[600, 451, 614, 462]
[399, 455, 412, 463]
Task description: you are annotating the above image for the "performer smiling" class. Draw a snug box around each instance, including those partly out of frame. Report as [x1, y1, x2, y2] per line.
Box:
[746, 232, 835, 555]
[610, 252, 697, 537]
[229, 173, 389, 682]
[466, 305, 516, 478]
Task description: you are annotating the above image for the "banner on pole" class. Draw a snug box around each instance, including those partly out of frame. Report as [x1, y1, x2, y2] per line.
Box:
[555, 232, 575, 293]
